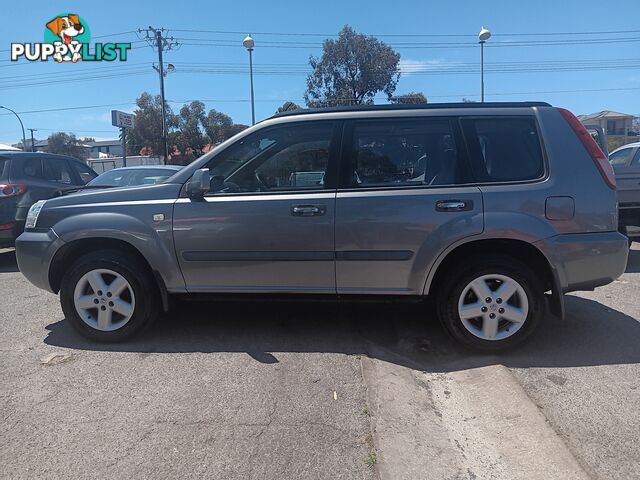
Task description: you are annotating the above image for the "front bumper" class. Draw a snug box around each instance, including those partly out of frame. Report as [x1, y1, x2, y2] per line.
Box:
[535, 231, 629, 293]
[15, 229, 65, 292]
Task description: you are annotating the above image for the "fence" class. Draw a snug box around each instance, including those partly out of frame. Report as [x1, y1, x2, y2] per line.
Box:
[87, 156, 163, 174]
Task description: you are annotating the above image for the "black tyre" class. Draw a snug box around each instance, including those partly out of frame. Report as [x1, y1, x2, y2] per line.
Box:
[60, 249, 160, 342]
[436, 255, 545, 352]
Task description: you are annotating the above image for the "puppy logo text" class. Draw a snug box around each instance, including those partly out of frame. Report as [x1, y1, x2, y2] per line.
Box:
[10, 13, 131, 63]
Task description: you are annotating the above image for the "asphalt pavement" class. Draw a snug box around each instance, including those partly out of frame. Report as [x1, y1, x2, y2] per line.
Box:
[1, 245, 639, 479]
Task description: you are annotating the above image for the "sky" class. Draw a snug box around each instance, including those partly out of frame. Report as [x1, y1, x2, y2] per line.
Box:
[1, 0, 639, 145]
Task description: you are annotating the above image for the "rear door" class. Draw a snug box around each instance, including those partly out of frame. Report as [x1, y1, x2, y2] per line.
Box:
[9, 155, 70, 232]
[334, 116, 483, 295]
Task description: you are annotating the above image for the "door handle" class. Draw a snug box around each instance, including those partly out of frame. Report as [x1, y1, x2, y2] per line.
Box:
[291, 204, 326, 216]
[435, 200, 472, 212]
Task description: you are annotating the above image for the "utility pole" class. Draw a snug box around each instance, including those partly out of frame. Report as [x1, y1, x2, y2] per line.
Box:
[138, 27, 179, 162]
[28, 128, 37, 152]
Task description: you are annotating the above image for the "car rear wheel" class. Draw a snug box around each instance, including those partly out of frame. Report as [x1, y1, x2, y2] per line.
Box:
[437, 255, 544, 351]
[60, 249, 159, 342]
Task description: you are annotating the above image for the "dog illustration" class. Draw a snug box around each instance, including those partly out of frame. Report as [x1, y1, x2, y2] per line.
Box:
[46, 14, 84, 62]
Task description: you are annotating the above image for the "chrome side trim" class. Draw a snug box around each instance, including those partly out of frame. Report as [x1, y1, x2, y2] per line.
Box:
[191, 192, 337, 203]
[56, 199, 178, 208]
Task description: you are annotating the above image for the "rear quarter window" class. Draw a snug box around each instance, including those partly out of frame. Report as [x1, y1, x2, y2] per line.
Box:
[461, 117, 544, 183]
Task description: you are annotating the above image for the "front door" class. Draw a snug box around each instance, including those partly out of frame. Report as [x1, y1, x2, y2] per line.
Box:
[173, 121, 340, 293]
[335, 117, 484, 295]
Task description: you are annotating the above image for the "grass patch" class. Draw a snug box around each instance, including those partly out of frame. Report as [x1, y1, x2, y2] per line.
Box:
[366, 450, 377, 466]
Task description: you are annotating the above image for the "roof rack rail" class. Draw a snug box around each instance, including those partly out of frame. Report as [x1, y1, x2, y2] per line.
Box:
[272, 101, 552, 118]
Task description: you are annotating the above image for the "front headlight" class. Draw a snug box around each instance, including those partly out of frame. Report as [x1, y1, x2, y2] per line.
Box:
[25, 200, 47, 230]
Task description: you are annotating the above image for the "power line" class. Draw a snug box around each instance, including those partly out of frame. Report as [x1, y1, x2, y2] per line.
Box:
[170, 28, 640, 38]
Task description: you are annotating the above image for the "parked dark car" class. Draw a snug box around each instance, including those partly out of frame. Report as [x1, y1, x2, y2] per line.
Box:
[609, 142, 640, 243]
[86, 165, 183, 188]
[0, 152, 97, 247]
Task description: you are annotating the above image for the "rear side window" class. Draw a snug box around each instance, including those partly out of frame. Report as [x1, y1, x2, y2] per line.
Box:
[14, 157, 43, 179]
[461, 117, 544, 183]
[346, 118, 469, 188]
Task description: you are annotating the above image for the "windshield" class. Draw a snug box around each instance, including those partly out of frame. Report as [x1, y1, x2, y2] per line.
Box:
[87, 168, 177, 187]
[0, 157, 8, 180]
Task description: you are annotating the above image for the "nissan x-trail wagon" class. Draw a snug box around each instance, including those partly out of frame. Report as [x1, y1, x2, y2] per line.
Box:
[15, 103, 629, 351]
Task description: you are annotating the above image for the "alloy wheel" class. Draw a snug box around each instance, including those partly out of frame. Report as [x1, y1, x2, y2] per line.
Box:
[73, 269, 136, 331]
[457, 273, 529, 341]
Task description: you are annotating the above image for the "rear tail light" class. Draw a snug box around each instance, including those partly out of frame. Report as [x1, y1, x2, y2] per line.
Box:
[0, 222, 16, 231]
[0, 184, 27, 198]
[557, 108, 616, 190]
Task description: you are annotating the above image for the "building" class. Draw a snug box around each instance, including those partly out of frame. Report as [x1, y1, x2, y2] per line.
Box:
[578, 111, 636, 137]
[86, 139, 123, 159]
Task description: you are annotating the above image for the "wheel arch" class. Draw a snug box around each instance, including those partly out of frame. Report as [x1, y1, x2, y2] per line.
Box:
[49, 237, 170, 311]
[424, 238, 564, 318]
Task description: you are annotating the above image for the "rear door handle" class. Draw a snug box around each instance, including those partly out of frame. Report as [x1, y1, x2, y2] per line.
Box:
[435, 200, 473, 212]
[291, 204, 326, 216]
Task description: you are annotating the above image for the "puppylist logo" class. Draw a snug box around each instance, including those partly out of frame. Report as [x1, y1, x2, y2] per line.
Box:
[11, 14, 131, 63]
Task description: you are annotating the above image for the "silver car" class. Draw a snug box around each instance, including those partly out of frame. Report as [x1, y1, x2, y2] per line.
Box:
[15, 102, 629, 351]
[609, 141, 640, 243]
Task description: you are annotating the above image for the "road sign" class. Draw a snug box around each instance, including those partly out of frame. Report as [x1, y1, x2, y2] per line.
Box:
[111, 110, 134, 129]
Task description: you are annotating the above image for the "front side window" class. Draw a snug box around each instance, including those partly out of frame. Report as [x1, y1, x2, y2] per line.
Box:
[461, 117, 544, 183]
[70, 161, 97, 185]
[204, 122, 334, 194]
[43, 159, 73, 185]
[346, 119, 466, 188]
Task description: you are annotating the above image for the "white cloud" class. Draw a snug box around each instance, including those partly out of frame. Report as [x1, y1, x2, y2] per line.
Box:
[399, 59, 448, 76]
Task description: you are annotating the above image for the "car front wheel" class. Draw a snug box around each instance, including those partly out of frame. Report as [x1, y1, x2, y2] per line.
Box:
[60, 249, 159, 342]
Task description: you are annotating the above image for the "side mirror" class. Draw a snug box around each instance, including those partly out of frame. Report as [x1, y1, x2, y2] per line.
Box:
[185, 168, 210, 198]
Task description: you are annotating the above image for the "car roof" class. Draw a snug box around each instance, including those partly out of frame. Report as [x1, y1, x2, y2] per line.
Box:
[0, 151, 85, 162]
[611, 142, 640, 154]
[101, 165, 183, 172]
[271, 101, 552, 119]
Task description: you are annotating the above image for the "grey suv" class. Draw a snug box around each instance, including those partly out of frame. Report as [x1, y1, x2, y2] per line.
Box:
[15, 103, 629, 350]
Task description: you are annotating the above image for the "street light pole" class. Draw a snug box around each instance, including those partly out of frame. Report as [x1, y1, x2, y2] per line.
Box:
[243, 34, 256, 125]
[478, 27, 491, 103]
[0, 105, 26, 151]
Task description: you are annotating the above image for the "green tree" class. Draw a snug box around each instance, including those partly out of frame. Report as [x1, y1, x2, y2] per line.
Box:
[170, 101, 207, 163]
[276, 101, 303, 114]
[127, 92, 174, 157]
[45, 132, 89, 159]
[390, 92, 427, 104]
[202, 109, 234, 144]
[304, 26, 401, 107]
[224, 124, 249, 138]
